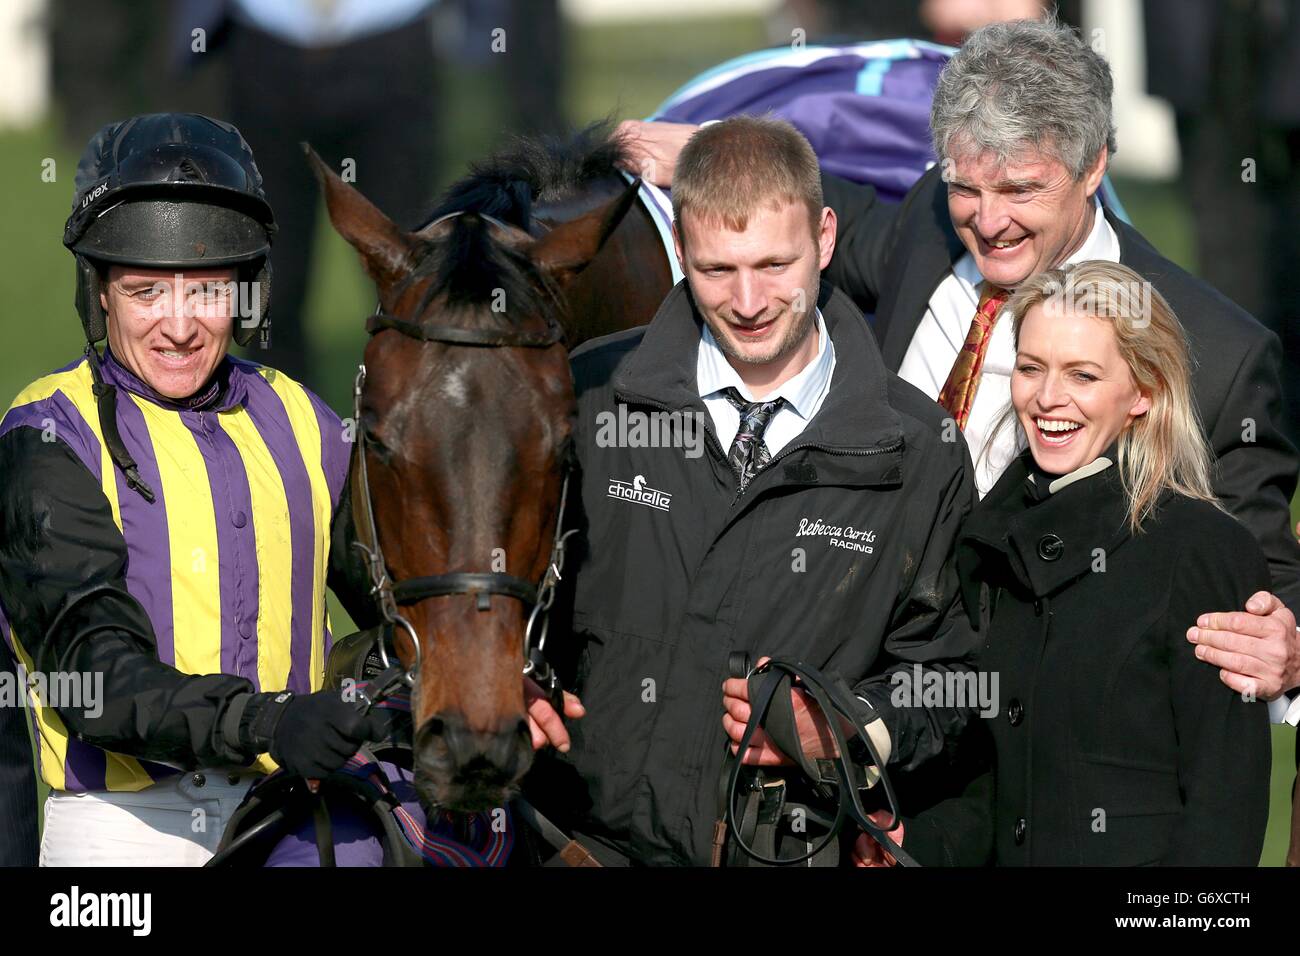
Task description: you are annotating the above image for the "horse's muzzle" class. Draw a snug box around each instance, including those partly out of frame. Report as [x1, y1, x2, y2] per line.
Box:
[412, 713, 533, 812]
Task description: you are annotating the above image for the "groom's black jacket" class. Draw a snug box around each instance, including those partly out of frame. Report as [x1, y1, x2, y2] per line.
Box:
[527, 278, 982, 865]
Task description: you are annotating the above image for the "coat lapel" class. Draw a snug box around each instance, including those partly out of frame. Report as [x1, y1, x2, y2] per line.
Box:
[1107, 206, 1165, 277]
[959, 451, 1136, 600]
[875, 166, 967, 372]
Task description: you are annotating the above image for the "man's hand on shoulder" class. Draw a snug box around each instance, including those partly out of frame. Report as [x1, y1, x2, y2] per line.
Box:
[615, 120, 701, 188]
[1186, 589, 1299, 700]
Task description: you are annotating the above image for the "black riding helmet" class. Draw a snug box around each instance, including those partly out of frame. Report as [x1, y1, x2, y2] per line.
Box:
[64, 114, 278, 505]
[64, 113, 277, 347]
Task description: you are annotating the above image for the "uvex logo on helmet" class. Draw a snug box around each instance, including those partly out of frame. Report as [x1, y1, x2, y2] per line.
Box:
[79, 179, 111, 211]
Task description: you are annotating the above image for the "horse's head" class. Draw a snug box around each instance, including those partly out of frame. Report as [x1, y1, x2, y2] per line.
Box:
[308, 147, 638, 812]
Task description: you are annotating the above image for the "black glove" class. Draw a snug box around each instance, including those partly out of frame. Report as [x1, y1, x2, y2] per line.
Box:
[239, 688, 391, 779]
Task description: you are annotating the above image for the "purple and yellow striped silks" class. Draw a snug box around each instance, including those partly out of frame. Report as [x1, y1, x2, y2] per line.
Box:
[0, 353, 350, 792]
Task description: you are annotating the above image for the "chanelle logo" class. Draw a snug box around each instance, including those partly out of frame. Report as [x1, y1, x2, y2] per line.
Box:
[608, 473, 672, 512]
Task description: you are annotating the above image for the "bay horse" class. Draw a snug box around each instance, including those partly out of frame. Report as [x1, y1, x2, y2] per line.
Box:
[313, 123, 674, 819]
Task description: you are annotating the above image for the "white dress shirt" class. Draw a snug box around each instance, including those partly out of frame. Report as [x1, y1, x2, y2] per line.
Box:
[1269, 691, 1300, 725]
[697, 308, 836, 456]
[897, 197, 1120, 497]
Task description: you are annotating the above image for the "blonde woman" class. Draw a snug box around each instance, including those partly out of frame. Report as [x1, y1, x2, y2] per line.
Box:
[856, 260, 1272, 866]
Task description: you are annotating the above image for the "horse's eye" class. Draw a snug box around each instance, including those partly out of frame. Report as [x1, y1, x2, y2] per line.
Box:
[365, 434, 395, 464]
[359, 419, 394, 463]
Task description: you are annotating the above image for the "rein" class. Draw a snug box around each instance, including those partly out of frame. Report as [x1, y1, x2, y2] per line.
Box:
[722, 657, 920, 867]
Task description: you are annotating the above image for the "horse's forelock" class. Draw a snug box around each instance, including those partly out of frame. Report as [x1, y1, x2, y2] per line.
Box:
[397, 215, 558, 331]
[419, 117, 628, 231]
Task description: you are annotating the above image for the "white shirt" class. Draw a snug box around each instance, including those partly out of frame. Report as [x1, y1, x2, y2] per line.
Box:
[897, 197, 1120, 496]
[1269, 691, 1300, 726]
[697, 309, 836, 456]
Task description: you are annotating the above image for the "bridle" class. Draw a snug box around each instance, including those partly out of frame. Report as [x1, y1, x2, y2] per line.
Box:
[350, 210, 576, 711]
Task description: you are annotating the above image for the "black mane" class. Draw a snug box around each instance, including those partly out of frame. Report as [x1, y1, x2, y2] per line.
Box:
[412, 119, 629, 321]
[421, 118, 629, 230]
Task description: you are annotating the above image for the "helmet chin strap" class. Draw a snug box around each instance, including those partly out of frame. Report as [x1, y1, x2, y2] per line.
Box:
[83, 342, 157, 503]
[231, 257, 273, 349]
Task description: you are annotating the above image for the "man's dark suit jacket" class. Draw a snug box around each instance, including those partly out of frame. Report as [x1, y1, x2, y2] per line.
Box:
[820, 165, 1300, 614]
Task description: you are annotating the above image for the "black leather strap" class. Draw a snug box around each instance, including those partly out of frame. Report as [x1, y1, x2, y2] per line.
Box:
[723, 657, 919, 867]
[312, 794, 336, 867]
[759, 670, 849, 794]
[366, 312, 563, 348]
[725, 667, 845, 865]
[85, 345, 156, 503]
[513, 796, 605, 868]
[391, 572, 539, 611]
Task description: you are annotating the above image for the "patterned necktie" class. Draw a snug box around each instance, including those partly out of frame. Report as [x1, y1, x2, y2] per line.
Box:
[722, 387, 785, 493]
[937, 283, 1010, 431]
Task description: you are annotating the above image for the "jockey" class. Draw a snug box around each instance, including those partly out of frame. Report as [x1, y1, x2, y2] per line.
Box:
[0, 113, 387, 865]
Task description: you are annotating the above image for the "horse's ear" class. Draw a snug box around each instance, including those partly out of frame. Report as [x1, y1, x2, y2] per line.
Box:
[529, 177, 642, 286]
[303, 143, 415, 294]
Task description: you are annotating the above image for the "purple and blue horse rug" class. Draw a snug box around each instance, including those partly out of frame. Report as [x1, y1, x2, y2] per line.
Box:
[629, 37, 1128, 284]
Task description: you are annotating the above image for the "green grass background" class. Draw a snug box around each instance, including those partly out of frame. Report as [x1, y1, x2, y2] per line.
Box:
[2, 14, 1295, 864]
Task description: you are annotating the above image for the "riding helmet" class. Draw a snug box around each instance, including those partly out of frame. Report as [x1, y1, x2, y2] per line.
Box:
[64, 113, 277, 347]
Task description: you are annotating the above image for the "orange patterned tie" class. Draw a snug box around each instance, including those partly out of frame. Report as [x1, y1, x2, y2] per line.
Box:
[937, 283, 1010, 431]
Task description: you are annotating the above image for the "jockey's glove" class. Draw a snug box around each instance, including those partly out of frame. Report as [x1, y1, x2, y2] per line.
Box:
[230, 688, 393, 779]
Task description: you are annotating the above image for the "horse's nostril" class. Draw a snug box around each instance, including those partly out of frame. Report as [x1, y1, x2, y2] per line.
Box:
[419, 715, 527, 769]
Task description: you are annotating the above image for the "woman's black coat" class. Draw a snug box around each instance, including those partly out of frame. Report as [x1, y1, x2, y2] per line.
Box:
[900, 451, 1273, 866]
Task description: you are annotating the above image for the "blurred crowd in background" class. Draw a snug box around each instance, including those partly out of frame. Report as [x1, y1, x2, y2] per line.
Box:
[1, 0, 1297, 442]
[46, 0, 568, 387]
